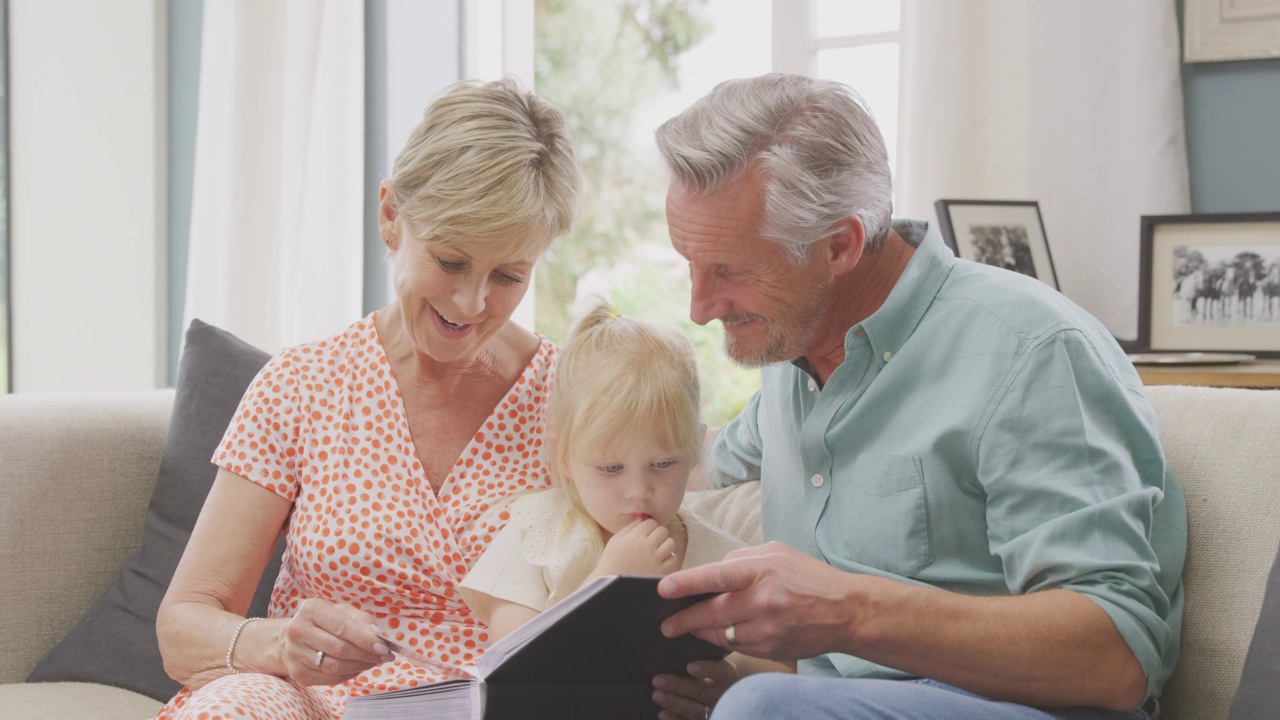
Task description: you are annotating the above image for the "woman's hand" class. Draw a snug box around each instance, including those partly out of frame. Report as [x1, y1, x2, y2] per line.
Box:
[281, 598, 394, 686]
[594, 518, 680, 577]
[652, 658, 740, 720]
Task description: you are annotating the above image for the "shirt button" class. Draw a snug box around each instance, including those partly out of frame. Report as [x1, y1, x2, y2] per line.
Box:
[883, 350, 894, 362]
[807, 378, 818, 392]
[810, 473, 825, 488]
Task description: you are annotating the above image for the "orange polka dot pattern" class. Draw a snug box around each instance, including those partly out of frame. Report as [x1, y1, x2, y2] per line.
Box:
[154, 315, 557, 720]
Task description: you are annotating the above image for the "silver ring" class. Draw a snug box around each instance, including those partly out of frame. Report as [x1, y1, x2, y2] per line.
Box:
[724, 623, 738, 647]
[704, 706, 711, 720]
[314, 649, 325, 670]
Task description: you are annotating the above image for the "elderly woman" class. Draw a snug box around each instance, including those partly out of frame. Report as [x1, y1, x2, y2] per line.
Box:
[154, 78, 580, 719]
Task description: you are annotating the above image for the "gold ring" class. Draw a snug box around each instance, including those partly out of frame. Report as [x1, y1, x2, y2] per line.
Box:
[315, 649, 325, 670]
[725, 623, 738, 647]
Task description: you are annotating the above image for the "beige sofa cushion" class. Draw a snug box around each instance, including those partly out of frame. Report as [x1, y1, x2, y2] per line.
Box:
[0, 390, 173, 685]
[1148, 386, 1280, 720]
[26, 320, 278, 700]
[0, 681, 163, 720]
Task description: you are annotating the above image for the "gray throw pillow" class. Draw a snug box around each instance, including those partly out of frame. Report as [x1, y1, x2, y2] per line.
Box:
[1229, 539, 1280, 719]
[27, 319, 285, 701]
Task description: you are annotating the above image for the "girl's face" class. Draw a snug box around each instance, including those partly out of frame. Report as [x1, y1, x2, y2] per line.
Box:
[390, 229, 538, 366]
[567, 430, 691, 538]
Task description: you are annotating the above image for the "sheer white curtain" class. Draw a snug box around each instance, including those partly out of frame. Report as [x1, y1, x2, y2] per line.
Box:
[897, 0, 1189, 340]
[183, 0, 364, 353]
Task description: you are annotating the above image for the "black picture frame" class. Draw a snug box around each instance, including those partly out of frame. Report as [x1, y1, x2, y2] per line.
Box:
[934, 199, 1059, 291]
[1138, 212, 1280, 359]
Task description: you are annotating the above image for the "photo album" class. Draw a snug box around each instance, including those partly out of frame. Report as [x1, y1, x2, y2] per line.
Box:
[346, 574, 725, 720]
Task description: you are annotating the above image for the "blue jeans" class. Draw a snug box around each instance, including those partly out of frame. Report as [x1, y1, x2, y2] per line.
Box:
[710, 674, 1156, 720]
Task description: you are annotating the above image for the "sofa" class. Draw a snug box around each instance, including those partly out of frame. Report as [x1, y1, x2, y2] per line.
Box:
[2, 381, 1278, 720]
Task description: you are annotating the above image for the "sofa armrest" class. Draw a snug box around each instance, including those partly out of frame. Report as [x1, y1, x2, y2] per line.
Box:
[1145, 386, 1280, 720]
[0, 390, 173, 684]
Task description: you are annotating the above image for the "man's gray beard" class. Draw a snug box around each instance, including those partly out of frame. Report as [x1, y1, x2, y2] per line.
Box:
[722, 309, 826, 368]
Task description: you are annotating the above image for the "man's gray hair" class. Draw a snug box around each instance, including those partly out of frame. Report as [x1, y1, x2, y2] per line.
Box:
[655, 73, 893, 258]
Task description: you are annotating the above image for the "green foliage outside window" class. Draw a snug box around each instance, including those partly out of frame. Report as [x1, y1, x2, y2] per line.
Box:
[534, 0, 760, 427]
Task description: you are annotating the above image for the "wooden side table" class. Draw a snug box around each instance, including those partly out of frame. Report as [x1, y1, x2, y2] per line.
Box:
[1134, 359, 1280, 389]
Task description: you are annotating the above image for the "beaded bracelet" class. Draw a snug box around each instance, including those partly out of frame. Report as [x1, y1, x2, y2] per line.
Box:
[225, 617, 264, 674]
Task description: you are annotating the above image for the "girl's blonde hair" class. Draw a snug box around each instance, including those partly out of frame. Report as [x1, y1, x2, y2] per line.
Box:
[548, 302, 703, 579]
[388, 77, 581, 257]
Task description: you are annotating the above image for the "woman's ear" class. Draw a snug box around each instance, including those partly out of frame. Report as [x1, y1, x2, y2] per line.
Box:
[378, 181, 399, 250]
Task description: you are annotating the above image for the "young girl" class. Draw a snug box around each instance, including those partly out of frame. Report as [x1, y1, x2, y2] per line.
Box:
[459, 302, 743, 636]
[458, 303, 792, 704]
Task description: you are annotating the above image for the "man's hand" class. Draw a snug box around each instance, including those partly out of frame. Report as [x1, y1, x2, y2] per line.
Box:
[661, 541, 1149, 710]
[652, 658, 740, 720]
[657, 541, 860, 659]
[594, 518, 681, 577]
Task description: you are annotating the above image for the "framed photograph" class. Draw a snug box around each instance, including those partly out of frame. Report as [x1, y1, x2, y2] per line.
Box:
[1184, 0, 1280, 63]
[1138, 213, 1280, 359]
[934, 199, 1059, 290]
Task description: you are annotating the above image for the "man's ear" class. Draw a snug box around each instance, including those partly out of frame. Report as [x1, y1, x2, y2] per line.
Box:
[378, 181, 400, 250]
[824, 215, 865, 276]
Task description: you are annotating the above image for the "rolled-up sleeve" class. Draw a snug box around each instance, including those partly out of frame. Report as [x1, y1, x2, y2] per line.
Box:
[975, 329, 1187, 698]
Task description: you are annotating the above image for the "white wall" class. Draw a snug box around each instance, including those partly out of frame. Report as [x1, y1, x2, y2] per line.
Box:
[9, 0, 167, 392]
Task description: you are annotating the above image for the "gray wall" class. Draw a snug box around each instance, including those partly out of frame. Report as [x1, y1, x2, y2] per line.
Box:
[364, 0, 463, 316]
[1178, 1, 1280, 214]
[168, 0, 203, 384]
[1183, 57, 1280, 213]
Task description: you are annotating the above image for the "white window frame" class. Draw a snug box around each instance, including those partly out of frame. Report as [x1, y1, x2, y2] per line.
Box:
[772, 0, 903, 209]
[771, 0, 902, 73]
[463, 0, 534, 84]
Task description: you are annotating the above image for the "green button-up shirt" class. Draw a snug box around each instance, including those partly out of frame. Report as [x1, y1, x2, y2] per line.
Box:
[710, 220, 1185, 701]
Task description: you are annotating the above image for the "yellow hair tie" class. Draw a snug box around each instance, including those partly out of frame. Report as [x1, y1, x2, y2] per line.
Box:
[607, 307, 622, 319]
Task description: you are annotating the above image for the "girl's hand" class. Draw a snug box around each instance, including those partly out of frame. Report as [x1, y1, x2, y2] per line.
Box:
[281, 598, 395, 686]
[595, 518, 681, 576]
[652, 658, 740, 720]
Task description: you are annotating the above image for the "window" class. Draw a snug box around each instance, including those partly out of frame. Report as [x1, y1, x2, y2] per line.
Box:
[774, 0, 901, 187]
[532, 0, 903, 425]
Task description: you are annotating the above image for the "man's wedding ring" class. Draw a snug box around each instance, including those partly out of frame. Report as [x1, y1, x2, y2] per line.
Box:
[724, 624, 739, 647]
[315, 649, 325, 670]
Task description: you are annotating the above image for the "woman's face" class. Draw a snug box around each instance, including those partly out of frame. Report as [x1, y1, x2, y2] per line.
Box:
[389, 219, 540, 365]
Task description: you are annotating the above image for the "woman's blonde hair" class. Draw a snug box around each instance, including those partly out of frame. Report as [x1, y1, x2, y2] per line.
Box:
[388, 77, 581, 256]
[548, 302, 703, 569]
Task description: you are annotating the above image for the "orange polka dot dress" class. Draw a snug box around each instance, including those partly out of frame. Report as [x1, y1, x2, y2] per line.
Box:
[155, 314, 557, 720]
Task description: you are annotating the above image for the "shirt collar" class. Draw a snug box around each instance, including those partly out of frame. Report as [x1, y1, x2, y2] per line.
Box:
[789, 219, 954, 377]
[859, 219, 954, 358]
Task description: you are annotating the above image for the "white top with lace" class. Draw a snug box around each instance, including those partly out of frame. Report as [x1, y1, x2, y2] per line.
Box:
[459, 489, 746, 620]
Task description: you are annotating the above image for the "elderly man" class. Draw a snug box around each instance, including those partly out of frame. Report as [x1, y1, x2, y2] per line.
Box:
[649, 74, 1182, 720]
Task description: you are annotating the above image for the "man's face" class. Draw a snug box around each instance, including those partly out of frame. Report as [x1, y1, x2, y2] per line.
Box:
[666, 172, 834, 366]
